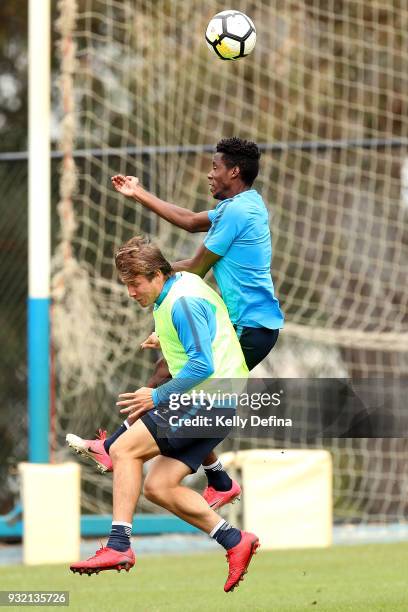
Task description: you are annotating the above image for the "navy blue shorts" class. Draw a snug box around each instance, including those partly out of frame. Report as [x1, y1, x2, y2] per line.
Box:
[141, 412, 225, 473]
[236, 326, 280, 371]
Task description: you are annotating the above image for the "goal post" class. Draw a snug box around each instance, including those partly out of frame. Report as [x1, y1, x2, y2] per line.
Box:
[28, 0, 51, 463]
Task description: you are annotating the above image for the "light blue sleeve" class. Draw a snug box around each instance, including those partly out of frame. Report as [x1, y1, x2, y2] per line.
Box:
[204, 201, 247, 256]
[208, 209, 217, 223]
[152, 296, 216, 405]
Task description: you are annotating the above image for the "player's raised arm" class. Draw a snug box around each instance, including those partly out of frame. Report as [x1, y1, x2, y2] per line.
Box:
[111, 174, 211, 233]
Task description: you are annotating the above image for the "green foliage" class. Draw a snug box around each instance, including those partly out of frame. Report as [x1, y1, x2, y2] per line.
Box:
[0, 1, 28, 150]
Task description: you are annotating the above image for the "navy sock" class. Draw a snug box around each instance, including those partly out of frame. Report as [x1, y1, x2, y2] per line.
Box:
[107, 522, 132, 552]
[210, 520, 242, 550]
[104, 424, 128, 454]
[203, 460, 232, 491]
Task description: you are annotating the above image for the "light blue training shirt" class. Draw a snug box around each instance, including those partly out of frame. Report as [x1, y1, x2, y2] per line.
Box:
[204, 189, 284, 330]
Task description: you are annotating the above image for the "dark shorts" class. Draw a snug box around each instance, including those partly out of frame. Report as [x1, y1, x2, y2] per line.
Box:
[235, 326, 280, 371]
[141, 412, 225, 473]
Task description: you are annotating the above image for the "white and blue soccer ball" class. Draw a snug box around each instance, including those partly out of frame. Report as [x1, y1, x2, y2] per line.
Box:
[205, 10, 256, 61]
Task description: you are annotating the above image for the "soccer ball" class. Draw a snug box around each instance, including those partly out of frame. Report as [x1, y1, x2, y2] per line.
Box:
[205, 10, 256, 61]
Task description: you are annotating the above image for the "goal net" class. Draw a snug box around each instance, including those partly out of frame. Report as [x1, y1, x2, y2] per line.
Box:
[53, 0, 408, 522]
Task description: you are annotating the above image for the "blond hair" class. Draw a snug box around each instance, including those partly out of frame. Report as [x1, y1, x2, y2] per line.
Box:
[115, 235, 173, 282]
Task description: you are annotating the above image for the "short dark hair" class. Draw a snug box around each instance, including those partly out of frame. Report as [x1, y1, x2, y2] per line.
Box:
[216, 137, 261, 186]
[115, 235, 173, 282]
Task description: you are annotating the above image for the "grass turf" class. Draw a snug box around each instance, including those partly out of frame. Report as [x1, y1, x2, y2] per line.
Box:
[0, 542, 407, 611]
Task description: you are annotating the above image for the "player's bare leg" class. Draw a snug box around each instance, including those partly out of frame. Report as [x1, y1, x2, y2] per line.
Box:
[144, 455, 222, 532]
[110, 421, 159, 521]
[70, 421, 159, 576]
[143, 455, 258, 592]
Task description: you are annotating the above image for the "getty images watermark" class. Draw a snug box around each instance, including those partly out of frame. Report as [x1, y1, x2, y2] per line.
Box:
[166, 389, 293, 429]
[155, 379, 408, 439]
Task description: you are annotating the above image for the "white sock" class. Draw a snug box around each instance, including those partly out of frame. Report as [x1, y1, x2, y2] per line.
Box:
[112, 520, 132, 536]
[203, 459, 223, 472]
[209, 519, 226, 538]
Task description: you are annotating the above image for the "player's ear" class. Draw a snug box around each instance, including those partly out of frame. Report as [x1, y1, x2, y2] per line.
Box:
[231, 165, 240, 179]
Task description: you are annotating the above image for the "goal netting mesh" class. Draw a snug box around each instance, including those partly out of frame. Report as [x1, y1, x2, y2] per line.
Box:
[53, 0, 408, 522]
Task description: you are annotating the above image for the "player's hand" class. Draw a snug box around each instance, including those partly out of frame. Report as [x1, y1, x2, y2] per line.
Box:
[111, 175, 141, 198]
[141, 332, 161, 350]
[116, 387, 154, 423]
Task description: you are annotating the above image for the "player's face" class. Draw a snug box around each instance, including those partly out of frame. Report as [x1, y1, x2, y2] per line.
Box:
[208, 153, 235, 200]
[126, 273, 164, 307]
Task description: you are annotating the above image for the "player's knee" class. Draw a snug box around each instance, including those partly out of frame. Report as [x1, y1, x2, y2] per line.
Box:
[143, 476, 169, 504]
[109, 438, 140, 464]
[109, 427, 150, 464]
[108, 441, 124, 465]
[143, 482, 162, 503]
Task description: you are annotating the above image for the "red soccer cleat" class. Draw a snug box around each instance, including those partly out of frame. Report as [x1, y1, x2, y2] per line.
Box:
[224, 531, 260, 593]
[70, 546, 135, 576]
[66, 429, 113, 473]
[203, 479, 241, 510]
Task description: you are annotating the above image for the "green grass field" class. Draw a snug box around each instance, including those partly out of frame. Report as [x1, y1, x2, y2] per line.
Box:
[0, 542, 407, 611]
